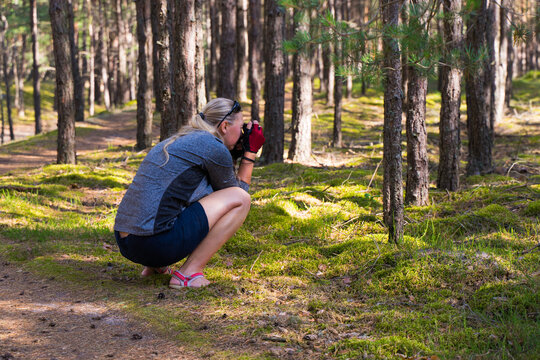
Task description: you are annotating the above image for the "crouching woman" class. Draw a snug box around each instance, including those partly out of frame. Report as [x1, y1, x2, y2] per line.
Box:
[114, 98, 265, 288]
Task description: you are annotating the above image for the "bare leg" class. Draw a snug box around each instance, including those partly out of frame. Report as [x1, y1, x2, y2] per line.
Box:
[170, 187, 251, 287]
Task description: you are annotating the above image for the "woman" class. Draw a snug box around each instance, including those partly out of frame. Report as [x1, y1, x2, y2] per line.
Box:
[114, 98, 265, 288]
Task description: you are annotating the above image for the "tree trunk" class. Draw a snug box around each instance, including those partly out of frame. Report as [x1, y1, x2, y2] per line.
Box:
[381, 0, 404, 243]
[87, 0, 95, 116]
[127, 4, 137, 102]
[68, 0, 84, 122]
[0, 85, 4, 144]
[170, 0, 196, 130]
[115, 0, 129, 105]
[505, 10, 513, 109]
[151, 0, 173, 141]
[209, 0, 220, 93]
[261, 0, 285, 164]
[438, 0, 463, 191]
[135, 0, 153, 150]
[30, 0, 42, 134]
[400, 0, 408, 114]
[12, 43, 20, 118]
[236, 0, 248, 101]
[405, 0, 429, 206]
[16, 34, 27, 118]
[218, 0, 236, 98]
[288, 9, 312, 163]
[405, 66, 429, 205]
[333, 0, 343, 148]
[195, 0, 207, 110]
[248, 0, 262, 120]
[1, 15, 14, 141]
[465, 0, 493, 176]
[98, 0, 111, 110]
[50, 0, 76, 164]
[490, 0, 508, 126]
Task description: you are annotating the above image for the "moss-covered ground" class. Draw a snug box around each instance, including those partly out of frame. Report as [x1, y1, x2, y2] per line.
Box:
[0, 73, 539, 359]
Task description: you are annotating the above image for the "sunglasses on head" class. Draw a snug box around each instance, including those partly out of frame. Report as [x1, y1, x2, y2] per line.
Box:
[216, 101, 241, 129]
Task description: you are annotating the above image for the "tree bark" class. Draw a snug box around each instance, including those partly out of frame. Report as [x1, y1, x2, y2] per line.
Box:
[115, 0, 129, 105]
[98, 0, 111, 110]
[465, 0, 493, 176]
[15, 34, 27, 118]
[333, 0, 343, 148]
[261, 0, 285, 164]
[170, 0, 196, 131]
[135, 0, 153, 150]
[209, 0, 220, 93]
[87, 0, 95, 116]
[490, 0, 508, 126]
[288, 9, 312, 163]
[405, 0, 429, 206]
[68, 0, 84, 122]
[50, 0, 76, 164]
[30, 0, 42, 134]
[248, 0, 262, 120]
[236, 0, 248, 101]
[195, 0, 207, 110]
[0, 85, 4, 144]
[505, 10, 513, 109]
[381, 0, 404, 243]
[1, 15, 14, 141]
[437, 0, 463, 191]
[218, 0, 236, 98]
[151, 0, 173, 141]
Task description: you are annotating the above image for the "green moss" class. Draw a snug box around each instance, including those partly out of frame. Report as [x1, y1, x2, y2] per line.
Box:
[523, 200, 540, 217]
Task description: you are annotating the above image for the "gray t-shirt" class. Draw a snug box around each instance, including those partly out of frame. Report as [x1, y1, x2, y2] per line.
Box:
[114, 130, 249, 236]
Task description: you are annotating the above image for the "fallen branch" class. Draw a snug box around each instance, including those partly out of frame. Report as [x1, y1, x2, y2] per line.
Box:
[249, 250, 263, 272]
[520, 243, 540, 255]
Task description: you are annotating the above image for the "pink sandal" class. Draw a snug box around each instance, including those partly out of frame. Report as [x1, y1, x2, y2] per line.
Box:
[169, 270, 206, 289]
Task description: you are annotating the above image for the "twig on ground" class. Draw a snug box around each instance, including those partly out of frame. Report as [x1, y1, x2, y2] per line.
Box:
[366, 159, 382, 191]
[249, 250, 263, 273]
[362, 236, 382, 276]
[519, 243, 540, 255]
[0, 185, 40, 192]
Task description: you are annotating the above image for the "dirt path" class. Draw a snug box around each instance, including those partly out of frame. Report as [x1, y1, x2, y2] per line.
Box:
[0, 261, 197, 360]
[0, 111, 159, 175]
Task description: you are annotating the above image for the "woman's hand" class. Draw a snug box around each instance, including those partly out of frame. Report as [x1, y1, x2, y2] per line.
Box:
[242, 120, 265, 154]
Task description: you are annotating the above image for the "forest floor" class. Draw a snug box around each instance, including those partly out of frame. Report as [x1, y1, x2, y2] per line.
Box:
[0, 74, 539, 359]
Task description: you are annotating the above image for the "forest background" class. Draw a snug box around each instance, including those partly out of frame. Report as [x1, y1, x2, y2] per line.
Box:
[0, 0, 539, 359]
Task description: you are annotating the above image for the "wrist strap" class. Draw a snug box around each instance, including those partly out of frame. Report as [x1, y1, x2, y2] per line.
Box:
[241, 156, 255, 163]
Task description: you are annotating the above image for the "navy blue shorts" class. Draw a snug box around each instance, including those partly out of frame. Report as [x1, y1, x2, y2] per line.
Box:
[114, 202, 209, 268]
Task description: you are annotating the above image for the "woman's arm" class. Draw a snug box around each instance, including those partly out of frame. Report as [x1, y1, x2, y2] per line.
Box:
[237, 152, 256, 185]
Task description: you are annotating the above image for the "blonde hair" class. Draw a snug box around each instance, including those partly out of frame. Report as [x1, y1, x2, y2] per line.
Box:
[161, 98, 238, 165]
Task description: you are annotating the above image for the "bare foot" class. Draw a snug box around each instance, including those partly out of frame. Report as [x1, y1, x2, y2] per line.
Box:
[141, 266, 170, 277]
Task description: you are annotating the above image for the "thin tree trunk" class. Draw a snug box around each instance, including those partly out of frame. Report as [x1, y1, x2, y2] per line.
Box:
[381, 0, 404, 243]
[218, 0, 236, 98]
[170, 0, 196, 130]
[115, 0, 129, 104]
[0, 85, 4, 144]
[333, 0, 343, 148]
[505, 9, 513, 109]
[209, 0, 220, 93]
[87, 0, 95, 116]
[12, 43, 20, 118]
[151, 0, 173, 141]
[68, 0, 84, 122]
[490, 0, 508, 126]
[135, 0, 153, 150]
[195, 0, 207, 110]
[16, 34, 27, 118]
[405, 0, 429, 206]
[400, 0, 408, 114]
[438, 0, 463, 191]
[248, 0, 262, 120]
[1, 15, 14, 141]
[261, 0, 285, 164]
[31, 0, 42, 134]
[288, 9, 312, 162]
[465, 0, 493, 176]
[405, 62, 429, 206]
[98, 0, 111, 110]
[127, 4, 137, 102]
[50, 0, 76, 164]
[236, 0, 248, 101]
